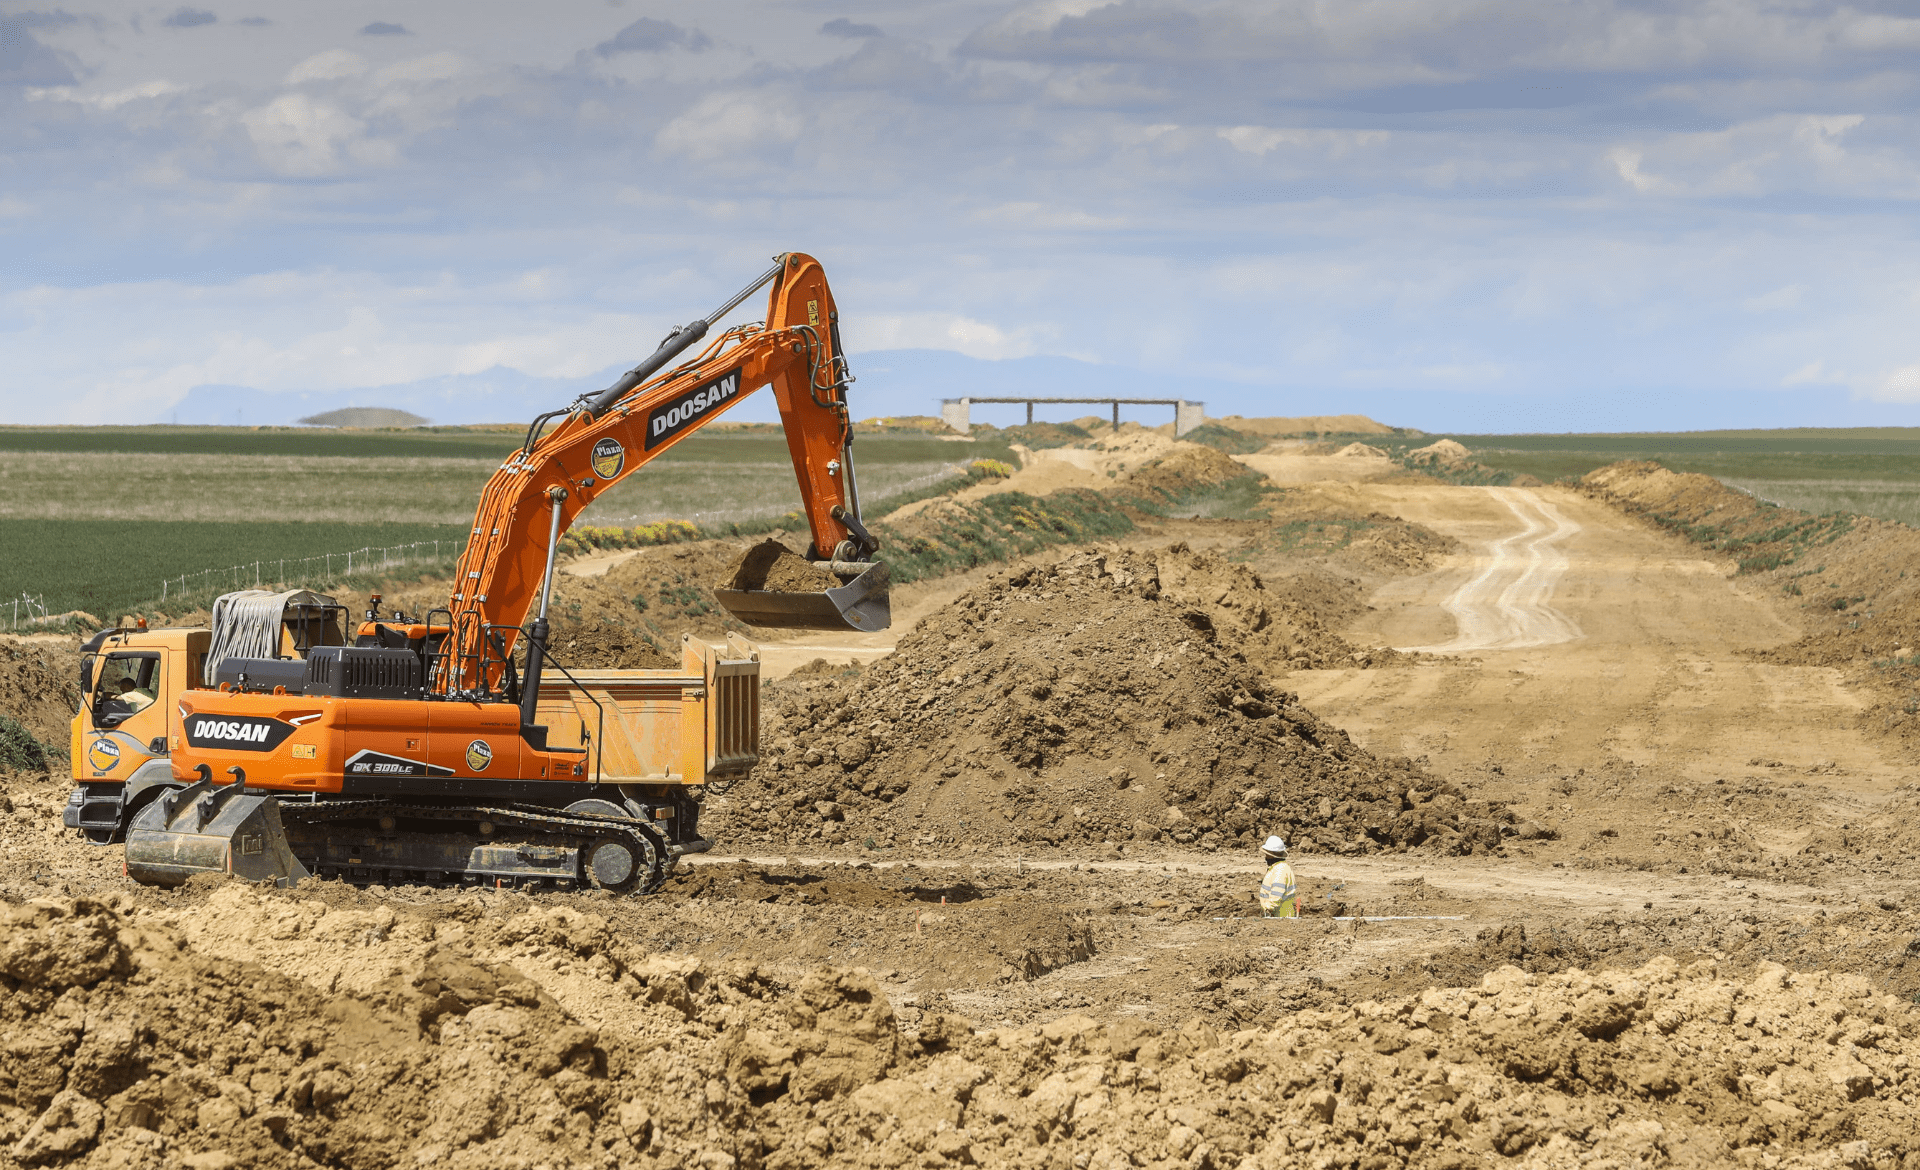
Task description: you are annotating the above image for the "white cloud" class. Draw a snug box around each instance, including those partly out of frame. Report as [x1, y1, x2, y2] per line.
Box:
[242, 95, 394, 176]
[1875, 366, 1920, 402]
[1742, 285, 1805, 313]
[1219, 126, 1389, 156]
[655, 92, 804, 161]
[1605, 113, 1914, 199]
[971, 202, 1124, 230]
[286, 51, 368, 84]
[841, 312, 1044, 360]
[25, 80, 188, 109]
[1781, 361, 1845, 387]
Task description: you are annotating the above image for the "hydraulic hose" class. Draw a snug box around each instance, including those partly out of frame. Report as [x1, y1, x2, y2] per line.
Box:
[585, 257, 788, 417]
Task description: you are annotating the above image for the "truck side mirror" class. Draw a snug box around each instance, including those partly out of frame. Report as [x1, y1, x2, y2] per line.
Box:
[79, 655, 94, 695]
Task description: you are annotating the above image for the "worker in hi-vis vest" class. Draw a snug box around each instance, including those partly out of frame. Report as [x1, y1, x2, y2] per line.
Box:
[1257, 835, 1297, 917]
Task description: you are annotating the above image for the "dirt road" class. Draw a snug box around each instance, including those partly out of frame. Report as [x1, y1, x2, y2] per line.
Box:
[1287, 481, 1902, 797]
[1396, 486, 1582, 654]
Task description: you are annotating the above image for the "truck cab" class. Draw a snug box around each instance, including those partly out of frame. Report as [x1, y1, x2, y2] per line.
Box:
[67, 626, 209, 842]
[64, 595, 349, 843]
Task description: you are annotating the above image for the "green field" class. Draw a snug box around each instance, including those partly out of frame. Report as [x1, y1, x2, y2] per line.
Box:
[1373, 427, 1920, 527]
[0, 427, 1013, 622]
[0, 519, 471, 625]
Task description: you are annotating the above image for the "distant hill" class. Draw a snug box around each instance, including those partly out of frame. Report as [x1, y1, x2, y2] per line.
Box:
[298, 407, 430, 428]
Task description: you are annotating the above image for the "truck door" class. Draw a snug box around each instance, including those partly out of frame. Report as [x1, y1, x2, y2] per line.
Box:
[82, 651, 169, 780]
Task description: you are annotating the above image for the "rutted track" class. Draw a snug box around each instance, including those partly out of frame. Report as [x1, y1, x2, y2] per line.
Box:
[1398, 486, 1582, 653]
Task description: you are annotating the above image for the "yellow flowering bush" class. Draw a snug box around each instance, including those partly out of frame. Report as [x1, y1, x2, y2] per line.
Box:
[558, 519, 701, 556]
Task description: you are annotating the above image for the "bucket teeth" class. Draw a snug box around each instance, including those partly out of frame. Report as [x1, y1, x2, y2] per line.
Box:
[125, 780, 310, 888]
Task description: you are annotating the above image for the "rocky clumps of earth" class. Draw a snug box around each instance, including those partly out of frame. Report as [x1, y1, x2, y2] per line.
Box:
[720, 548, 1502, 855]
[5, 891, 1918, 1170]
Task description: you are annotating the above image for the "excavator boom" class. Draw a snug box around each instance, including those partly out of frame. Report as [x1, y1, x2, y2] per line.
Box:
[442, 251, 884, 694]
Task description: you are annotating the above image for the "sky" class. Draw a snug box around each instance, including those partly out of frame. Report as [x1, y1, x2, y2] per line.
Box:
[4, 0, 1920, 433]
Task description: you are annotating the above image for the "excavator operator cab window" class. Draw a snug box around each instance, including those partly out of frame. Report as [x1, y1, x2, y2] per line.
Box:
[92, 652, 160, 728]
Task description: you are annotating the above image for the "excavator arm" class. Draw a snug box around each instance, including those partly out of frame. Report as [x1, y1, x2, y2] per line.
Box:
[438, 252, 883, 694]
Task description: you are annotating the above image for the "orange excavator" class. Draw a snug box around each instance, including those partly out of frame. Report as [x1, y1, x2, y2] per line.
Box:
[64, 253, 886, 893]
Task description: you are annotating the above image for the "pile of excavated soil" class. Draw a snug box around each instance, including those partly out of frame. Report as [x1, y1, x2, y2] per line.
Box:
[1407, 439, 1472, 463]
[724, 540, 840, 593]
[1332, 442, 1389, 459]
[1152, 543, 1415, 671]
[0, 638, 81, 761]
[6, 891, 1918, 1170]
[1117, 446, 1253, 496]
[717, 548, 1497, 855]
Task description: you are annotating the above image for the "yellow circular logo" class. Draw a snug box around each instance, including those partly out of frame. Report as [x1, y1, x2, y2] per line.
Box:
[87, 738, 122, 773]
[465, 739, 493, 772]
[590, 437, 625, 480]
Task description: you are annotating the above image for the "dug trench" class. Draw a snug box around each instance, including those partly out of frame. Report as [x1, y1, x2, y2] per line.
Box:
[6, 443, 1920, 1167]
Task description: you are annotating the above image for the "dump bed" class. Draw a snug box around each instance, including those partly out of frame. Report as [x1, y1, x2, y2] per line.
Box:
[531, 631, 760, 786]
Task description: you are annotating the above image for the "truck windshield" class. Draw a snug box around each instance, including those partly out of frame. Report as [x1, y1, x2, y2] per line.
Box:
[93, 653, 160, 728]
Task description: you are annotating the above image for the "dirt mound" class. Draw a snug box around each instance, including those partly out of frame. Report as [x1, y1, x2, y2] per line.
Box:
[1332, 442, 1389, 459]
[1165, 423, 1266, 455]
[724, 540, 838, 593]
[1152, 542, 1413, 671]
[0, 638, 80, 768]
[1407, 438, 1471, 463]
[719, 548, 1489, 855]
[0, 890, 906, 1170]
[1119, 446, 1253, 495]
[1582, 461, 1855, 576]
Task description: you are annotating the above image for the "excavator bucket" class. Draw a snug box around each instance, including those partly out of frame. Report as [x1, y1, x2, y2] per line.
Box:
[125, 780, 310, 888]
[714, 559, 891, 632]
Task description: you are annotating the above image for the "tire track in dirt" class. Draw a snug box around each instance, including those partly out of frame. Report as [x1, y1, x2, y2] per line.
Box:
[1399, 486, 1583, 654]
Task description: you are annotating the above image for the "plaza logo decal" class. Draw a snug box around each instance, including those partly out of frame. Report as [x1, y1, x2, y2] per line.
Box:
[591, 438, 625, 479]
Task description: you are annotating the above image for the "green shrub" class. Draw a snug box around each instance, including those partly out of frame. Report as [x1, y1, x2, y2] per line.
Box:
[0, 714, 50, 774]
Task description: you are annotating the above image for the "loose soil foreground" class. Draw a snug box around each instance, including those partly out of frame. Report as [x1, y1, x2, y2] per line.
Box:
[5, 441, 1920, 1169]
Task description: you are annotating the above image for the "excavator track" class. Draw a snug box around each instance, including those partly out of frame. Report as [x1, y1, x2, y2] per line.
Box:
[281, 800, 675, 893]
[123, 781, 685, 894]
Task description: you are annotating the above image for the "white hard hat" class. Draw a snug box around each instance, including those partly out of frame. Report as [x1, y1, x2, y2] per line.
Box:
[1262, 835, 1287, 855]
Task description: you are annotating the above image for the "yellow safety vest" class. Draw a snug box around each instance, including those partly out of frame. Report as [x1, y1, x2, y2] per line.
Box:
[1259, 860, 1296, 917]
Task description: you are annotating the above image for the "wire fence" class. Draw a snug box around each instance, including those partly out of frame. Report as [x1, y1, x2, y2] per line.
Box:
[9, 594, 48, 630]
[156, 539, 472, 604]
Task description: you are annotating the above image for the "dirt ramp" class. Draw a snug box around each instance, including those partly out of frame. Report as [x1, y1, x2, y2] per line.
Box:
[731, 548, 1496, 855]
